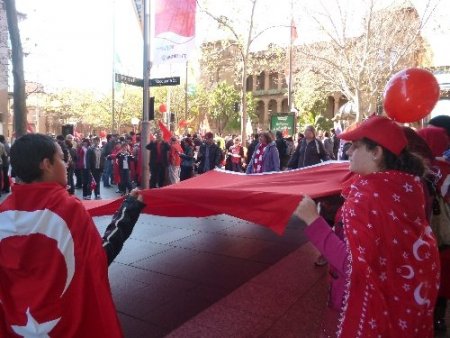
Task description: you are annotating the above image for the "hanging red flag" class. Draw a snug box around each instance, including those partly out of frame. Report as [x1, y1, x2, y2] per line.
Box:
[158, 120, 173, 142]
[291, 18, 298, 42]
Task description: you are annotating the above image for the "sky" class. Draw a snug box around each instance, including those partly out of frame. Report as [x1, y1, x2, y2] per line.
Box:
[14, 0, 450, 94]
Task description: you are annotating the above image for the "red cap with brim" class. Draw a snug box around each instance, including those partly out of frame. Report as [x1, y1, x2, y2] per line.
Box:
[338, 116, 407, 156]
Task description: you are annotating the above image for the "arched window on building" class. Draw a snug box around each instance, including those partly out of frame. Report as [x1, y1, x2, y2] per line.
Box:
[268, 99, 278, 114]
[281, 73, 288, 88]
[256, 100, 265, 124]
[281, 98, 289, 113]
[246, 75, 253, 92]
[257, 71, 265, 91]
[269, 72, 278, 90]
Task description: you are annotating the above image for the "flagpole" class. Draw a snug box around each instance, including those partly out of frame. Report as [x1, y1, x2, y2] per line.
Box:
[140, 0, 151, 189]
[185, 61, 188, 121]
[288, 3, 294, 113]
[111, 0, 116, 133]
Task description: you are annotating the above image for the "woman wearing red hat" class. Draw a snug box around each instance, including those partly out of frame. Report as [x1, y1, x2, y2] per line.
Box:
[295, 116, 440, 337]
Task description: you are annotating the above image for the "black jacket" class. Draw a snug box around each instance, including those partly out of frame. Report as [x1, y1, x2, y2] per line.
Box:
[146, 140, 170, 167]
[287, 138, 329, 169]
[196, 142, 222, 174]
[102, 195, 146, 265]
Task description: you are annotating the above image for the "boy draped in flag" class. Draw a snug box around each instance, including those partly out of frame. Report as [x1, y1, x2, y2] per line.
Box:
[0, 134, 145, 337]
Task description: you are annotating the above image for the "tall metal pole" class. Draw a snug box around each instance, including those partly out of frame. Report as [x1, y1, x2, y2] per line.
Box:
[288, 6, 294, 113]
[185, 61, 188, 120]
[140, 0, 151, 189]
[111, 0, 116, 133]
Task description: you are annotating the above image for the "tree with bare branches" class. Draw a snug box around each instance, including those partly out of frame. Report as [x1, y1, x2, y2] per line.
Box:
[197, 0, 289, 143]
[295, 0, 439, 121]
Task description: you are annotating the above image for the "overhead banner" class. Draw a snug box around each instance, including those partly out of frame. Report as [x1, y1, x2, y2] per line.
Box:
[153, 0, 196, 65]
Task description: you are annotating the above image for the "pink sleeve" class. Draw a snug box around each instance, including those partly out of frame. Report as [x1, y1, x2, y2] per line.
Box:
[304, 216, 349, 275]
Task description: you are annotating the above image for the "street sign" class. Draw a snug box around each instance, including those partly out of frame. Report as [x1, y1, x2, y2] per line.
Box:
[150, 77, 180, 86]
[270, 113, 295, 136]
[115, 73, 143, 87]
[115, 74, 180, 87]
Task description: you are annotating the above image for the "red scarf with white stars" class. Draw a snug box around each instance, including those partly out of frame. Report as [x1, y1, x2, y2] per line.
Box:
[338, 171, 440, 338]
[252, 143, 266, 174]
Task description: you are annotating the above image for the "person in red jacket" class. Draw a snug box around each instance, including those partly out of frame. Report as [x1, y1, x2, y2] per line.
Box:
[0, 133, 145, 337]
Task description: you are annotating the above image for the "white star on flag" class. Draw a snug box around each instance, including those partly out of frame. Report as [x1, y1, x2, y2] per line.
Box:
[392, 194, 400, 202]
[11, 308, 60, 338]
[388, 210, 398, 220]
[399, 319, 408, 330]
[403, 182, 413, 192]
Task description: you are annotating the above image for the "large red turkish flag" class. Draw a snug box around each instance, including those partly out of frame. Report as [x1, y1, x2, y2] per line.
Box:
[87, 161, 352, 234]
[0, 182, 122, 337]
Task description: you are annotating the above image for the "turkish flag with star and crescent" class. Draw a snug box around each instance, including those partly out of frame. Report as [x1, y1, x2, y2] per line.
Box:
[338, 171, 440, 337]
[0, 182, 123, 337]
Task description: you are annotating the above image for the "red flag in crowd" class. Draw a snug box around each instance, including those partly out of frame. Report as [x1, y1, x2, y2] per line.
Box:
[158, 120, 173, 142]
[86, 162, 353, 235]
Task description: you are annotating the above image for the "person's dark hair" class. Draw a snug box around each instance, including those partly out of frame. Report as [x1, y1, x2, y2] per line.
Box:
[56, 134, 65, 141]
[298, 133, 305, 139]
[276, 130, 283, 138]
[183, 137, 193, 147]
[260, 131, 273, 144]
[428, 115, 450, 136]
[361, 137, 425, 177]
[65, 139, 73, 148]
[205, 132, 214, 139]
[11, 134, 58, 183]
[0, 135, 5, 143]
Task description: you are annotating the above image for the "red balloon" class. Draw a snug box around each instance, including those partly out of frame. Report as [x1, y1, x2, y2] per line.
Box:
[383, 68, 440, 123]
[159, 103, 167, 113]
[99, 130, 107, 138]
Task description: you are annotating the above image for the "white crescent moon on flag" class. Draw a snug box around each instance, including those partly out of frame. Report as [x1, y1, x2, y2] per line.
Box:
[0, 210, 75, 296]
[412, 237, 430, 261]
[414, 283, 431, 307]
[424, 226, 434, 240]
[399, 265, 415, 279]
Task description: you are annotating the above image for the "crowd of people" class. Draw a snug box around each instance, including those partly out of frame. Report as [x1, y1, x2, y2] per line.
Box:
[37, 125, 342, 200]
[0, 114, 449, 337]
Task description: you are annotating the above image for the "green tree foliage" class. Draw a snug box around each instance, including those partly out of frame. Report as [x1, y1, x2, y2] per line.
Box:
[40, 87, 143, 134]
[210, 81, 240, 134]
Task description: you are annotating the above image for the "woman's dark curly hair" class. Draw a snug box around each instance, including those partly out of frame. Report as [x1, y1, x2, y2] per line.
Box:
[361, 137, 426, 177]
